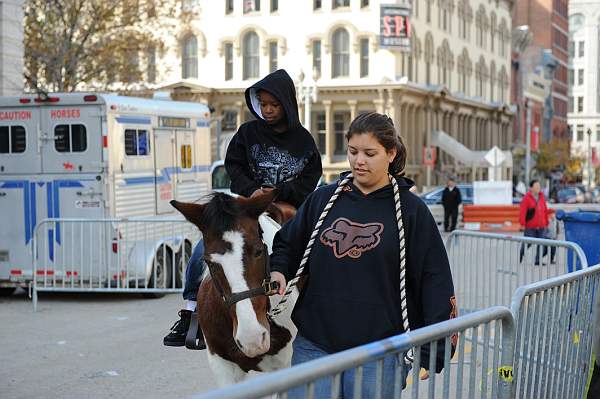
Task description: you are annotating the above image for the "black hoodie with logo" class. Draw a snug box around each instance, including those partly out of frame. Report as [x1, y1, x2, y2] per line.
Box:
[225, 69, 322, 208]
[270, 174, 456, 372]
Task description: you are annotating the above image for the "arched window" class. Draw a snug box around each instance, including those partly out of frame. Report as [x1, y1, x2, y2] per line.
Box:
[243, 31, 260, 79]
[498, 19, 509, 57]
[437, 39, 454, 87]
[475, 5, 488, 49]
[498, 65, 509, 102]
[457, 0, 473, 40]
[424, 32, 434, 85]
[490, 12, 497, 52]
[457, 48, 472, 94]
[475, 56, 488, 98]
[182, 34, 198, 79]
[490, 61, 496, 101]
[332, 28, 350, 78]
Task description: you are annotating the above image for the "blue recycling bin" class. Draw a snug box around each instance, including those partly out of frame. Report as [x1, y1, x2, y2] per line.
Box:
[556, 210, 600, 272]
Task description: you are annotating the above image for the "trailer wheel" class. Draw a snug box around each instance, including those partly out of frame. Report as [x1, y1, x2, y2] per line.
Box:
[144, 246, 172, 298]
[0, 287, 16, 296]
[175, 241, 192, 288]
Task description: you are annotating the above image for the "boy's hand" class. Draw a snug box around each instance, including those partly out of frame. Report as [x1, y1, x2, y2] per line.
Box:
[270, 271, 286, 295]
[251, 187, 275, 198]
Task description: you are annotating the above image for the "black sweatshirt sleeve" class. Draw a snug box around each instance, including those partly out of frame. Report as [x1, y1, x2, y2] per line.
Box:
[416, 203, 456, 372]
[277, 149, 323, 208]
[270, 190, 321, 280]
[225, 130, 261, 197]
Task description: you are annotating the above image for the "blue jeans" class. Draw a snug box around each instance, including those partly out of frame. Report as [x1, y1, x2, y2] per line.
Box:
[287, 335, 409, 399]
[183, 241, 206, 301]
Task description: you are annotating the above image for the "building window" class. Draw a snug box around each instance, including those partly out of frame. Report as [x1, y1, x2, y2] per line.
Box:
[314, 0, 322, 10]
[568, 96, 574, 113]
[224, 42, 233, 80]
[596, 124, 600, 142]
[226, 0, 234, 14]
[314, 111, 326, 155]
[55, 124, 87, 153]
[182, 34, 198, 79]
[243, 0, 260, 13]
[269, 41, 278, 72]
[222, 110, 239, 131]
[333, 0, 350, 9]
[270, 0, 278, 12]
[489, 61, 496, 101]
[243, 31, 260, 79]
[332, 28, 350, 78]
[0, 125, 26, 154]
[312, 40, 322, 76]
[578, 68, 584, 85]
[578, 41, 584, 57]
[577, 125, 584, 141]
[146, 45, 156, 83]
[333, 111, 350, 155]
[361, 0, 369, 7]
[424, 33, 434, 85]
[568, 41, 574, 58]
[426, 0, 432, 23]
[577, 96, 584, 113]
[360, 38, 369, 77]
[124, 129, 150, 156]
[568, 69, 574, 85]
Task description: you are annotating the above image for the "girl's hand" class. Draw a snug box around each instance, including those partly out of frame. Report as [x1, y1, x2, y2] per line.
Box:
[270, 271, 286, 295]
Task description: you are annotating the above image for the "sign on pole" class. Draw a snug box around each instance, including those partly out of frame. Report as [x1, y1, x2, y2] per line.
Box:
[423, 146, 437, 166]
[380, 4, 412, 52]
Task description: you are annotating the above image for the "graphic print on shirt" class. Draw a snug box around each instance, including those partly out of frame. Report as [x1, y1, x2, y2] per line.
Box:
[320, 217, 384, 259]
[249, 144, 310, 186]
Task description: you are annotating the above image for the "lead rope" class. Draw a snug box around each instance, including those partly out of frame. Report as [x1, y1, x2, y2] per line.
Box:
[268, 174, 410, 345]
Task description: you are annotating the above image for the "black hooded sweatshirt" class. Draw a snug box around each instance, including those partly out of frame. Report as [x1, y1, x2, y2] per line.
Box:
[270, 174, 456, 372]
[225, 69, 322, 208]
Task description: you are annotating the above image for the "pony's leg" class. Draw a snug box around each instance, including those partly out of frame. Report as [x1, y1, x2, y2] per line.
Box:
[206, 351, 247, 386]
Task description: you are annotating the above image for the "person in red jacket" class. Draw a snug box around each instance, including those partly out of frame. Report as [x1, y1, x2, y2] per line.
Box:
[519, 180, 555, 265]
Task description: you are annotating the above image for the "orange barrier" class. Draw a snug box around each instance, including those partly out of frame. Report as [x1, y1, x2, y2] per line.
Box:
[462, 205, 521, 232]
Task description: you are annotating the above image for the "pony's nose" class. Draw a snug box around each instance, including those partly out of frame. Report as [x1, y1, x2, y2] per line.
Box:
[235, 338, 244, 350]
[261, 332, 268, 348]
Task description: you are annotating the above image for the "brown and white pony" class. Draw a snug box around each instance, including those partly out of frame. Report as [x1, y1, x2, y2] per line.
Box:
[171, 191, 298, 386]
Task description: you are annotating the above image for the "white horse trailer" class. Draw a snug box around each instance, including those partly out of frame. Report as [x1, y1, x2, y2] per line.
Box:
[0, 93, 212, 296]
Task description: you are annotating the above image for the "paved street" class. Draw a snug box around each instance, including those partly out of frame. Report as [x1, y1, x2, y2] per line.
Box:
[1, 290, 216, 399]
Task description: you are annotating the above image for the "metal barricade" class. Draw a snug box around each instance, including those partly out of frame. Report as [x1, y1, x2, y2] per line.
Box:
[510, 264, 600, 399]
[446, 230, 588, 314]
[194, 307, 516, 399]
[31, 217, 201, 310]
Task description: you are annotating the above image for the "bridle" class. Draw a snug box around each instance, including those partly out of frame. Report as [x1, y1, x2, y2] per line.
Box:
[204, 226, 279, 308]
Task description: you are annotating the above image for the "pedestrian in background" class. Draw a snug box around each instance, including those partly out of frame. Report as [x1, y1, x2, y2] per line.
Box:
[441, 177, 462, 232]
[519, 179, 555, 265]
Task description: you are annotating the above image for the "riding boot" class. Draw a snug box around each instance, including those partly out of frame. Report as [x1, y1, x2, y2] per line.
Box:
[163, 309, 205, 348]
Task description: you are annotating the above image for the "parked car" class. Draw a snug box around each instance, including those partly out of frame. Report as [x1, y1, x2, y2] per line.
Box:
[420, 184, 474, 205]
[591, 187, 600, 203]
[556, 186, 586, 204]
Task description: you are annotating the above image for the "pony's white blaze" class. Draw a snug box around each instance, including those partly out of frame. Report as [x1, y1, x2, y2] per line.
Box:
[210, 230, 270, 357]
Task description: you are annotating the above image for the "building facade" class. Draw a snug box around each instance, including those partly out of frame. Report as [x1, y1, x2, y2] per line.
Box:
[567, 1, 600, 187]
[141, 0, 514, 187]
[0, 0, 24, 95]
[512, 0, 569, 142]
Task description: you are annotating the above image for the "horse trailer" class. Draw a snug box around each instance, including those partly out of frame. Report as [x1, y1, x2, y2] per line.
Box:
[0, 93, 213, 295]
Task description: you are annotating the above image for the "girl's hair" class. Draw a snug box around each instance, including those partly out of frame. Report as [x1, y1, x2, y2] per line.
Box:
[345, 112, 407, 176]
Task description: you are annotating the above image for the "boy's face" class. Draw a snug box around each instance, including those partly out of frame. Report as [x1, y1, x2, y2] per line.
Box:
[257, 90, 285, 127]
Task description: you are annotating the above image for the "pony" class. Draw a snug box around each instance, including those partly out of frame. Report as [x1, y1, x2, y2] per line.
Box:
[170, 191, 298, 386]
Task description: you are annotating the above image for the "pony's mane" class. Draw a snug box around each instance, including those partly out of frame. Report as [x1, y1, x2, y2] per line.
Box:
[200, 192, 242, 236]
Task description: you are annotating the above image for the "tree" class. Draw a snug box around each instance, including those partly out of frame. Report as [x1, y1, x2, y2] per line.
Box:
[534, 139, 584, 182]
[24, 0, 184, 92]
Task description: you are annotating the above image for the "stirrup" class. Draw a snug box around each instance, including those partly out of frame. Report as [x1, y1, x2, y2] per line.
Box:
[185, 311, 205, 350]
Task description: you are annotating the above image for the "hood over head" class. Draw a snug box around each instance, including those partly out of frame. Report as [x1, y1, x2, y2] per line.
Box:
[245, 69, 300, 131]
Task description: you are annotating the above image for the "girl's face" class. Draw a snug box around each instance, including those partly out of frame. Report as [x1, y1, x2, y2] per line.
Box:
[347, 132, 396, 193]
[257, 90, 285, 127]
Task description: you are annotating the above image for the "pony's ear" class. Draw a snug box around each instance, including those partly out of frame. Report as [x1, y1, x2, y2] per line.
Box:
[170, 200, 206, 230]
[238, 189, 278, 219]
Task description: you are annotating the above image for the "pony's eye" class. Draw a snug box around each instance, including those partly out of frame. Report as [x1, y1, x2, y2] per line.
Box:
[253, 248, 264, 258]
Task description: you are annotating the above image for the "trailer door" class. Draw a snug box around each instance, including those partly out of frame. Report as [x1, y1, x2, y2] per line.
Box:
[40, 105, 102, 174]
[154, 129, 176, 214]
[0, 106, 41, 175]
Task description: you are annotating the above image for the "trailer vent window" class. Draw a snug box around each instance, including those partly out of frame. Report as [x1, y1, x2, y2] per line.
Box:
[180, 144, 192, 169]
[124, 129, 150, 156]
[0, 126, 26, 154]
[55, 124, 87, 152]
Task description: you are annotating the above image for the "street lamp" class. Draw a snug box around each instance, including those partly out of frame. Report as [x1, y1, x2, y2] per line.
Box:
[298, 68, 319, 132]
[587, 128, 592, 189]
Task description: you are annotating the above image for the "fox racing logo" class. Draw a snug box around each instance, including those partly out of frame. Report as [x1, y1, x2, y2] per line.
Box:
[320, 218, 383, 259]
